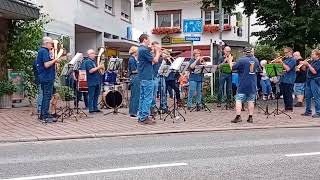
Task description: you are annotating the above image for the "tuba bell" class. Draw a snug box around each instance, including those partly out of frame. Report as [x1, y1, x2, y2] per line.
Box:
[97, 47, 106, 75]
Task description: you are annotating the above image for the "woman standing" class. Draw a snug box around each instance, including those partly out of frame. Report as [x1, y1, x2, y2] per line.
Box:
[301, 49, 320, 118]
[128, 46, 140, 118]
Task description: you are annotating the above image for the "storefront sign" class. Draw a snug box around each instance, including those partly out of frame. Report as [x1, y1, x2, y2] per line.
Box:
[161, 35, 172, 45]
[171, 38, 191, 44]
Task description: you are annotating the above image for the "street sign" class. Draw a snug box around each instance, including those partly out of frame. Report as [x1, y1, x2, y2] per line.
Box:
[185, 36, 201, 42]
[183, 19, 203, 33]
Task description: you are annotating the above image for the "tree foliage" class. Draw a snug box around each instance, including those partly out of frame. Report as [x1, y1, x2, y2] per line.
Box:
[254, 44, 276, 61]
[6, 14, 50, 98]
[201, 0, 320, 57]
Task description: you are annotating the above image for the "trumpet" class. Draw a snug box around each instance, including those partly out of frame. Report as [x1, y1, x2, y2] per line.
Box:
[271, 56, 284, 64]
[296, 58, 312, 71]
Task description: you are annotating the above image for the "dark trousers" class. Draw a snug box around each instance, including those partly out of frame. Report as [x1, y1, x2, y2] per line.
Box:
[166, 80, 180, 101]
[40, 81, 54, 119]
[88, 85, 101, 112]
[75, 91, 88, 108]
[280, 82, 294, 109]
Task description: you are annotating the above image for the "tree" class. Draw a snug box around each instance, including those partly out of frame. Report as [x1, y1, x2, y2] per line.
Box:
[5, 15, 49, 98]
[254, 44, 276, 61]
[201, 0, 320, 57]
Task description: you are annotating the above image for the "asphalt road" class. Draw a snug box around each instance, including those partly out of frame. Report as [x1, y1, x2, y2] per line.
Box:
[0, 128, 320, 180]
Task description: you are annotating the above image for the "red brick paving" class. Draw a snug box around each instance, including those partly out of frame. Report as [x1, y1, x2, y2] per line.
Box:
[0, 103, 320, 143]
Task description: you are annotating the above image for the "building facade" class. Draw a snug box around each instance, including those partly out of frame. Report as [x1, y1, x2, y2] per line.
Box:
[35, 0, 137, 58]
[134, 0, 254, 59]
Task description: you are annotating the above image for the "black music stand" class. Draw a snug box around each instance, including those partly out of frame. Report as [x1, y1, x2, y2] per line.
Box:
[104, 58, 126, 116]
[164, 61, 187, 123]
[265, 64, 291, 119]
[158, 63, 171, 120]
[190, 65, 216, 113]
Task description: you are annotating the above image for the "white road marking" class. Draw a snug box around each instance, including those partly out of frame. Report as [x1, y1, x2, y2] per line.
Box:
[285, 152, 320, 157]
[1, 163, 188, 180]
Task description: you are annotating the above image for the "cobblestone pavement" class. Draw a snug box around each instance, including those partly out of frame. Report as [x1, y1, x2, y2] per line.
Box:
[0, 101, 319, 143]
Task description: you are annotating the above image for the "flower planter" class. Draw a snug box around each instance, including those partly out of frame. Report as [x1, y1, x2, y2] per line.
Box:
[152, 27, 181, 35]
[0, 94, 13, 109]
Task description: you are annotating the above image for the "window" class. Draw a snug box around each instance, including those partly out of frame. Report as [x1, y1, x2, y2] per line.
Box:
[214, 11, 230, 25]
[81, 0, 96, 6]
[121, 0, 131, 21]
[105, 0, 113, 14]
[204, 11, 212, 25]
[156, 10, 181, 28]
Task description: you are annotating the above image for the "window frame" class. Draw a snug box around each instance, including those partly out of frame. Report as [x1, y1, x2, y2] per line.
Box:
[213, 10, 230, 25]
[80, 0, 97, 7]
[204, 10, 212, 25]
[121, 0, 132, 22]
[105, 0, 114, 15]
[155, 10, 182, 28]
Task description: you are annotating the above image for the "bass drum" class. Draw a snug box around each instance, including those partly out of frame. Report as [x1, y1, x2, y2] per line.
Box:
[105, 90, 123, 108]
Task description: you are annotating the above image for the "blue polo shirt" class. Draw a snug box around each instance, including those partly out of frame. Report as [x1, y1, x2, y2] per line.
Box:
[80, 58, 101, 87]
[128, 56, 138, 76]
[138, 45, 153, 80]
[153, 57, 162, 78]
[307, 60, 320, 79]
[232, 55, 259, 95]
[36, 47, 55, 83]
[280, 57, 296, 84]
[188, 59, 203, 82]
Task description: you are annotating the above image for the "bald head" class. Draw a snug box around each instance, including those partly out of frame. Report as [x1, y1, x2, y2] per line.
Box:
[224, 46, 231, 56]
[87, 49, 96, 60]
[293, 51, 302, 60]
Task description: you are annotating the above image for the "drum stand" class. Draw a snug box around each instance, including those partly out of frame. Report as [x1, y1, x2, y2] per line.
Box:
[104, 85, 126, 116]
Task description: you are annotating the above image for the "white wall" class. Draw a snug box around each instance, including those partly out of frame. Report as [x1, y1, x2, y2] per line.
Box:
[36, 0, 134, 54]
[133, 0, 250, 46]
[249, 13, 265, 45]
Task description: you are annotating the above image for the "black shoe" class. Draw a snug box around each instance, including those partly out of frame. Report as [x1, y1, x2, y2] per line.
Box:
[301, 112, 312, 116]
[247, 116, 253, 123]
[231, 116, 242, 123]
[217, 103, 221, 107]
[187, 107, 192, 111]
[196, 106, 201, 111]
[294, 102, 303, 107]
[94, 110, 102, 113]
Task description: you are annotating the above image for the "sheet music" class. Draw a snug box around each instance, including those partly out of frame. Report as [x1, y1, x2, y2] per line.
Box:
[69, 53, 83, 65]
[170, 57, 185, 70]
[108, 58, 123, 71]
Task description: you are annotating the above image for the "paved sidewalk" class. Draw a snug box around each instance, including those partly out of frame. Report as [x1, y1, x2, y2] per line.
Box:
[0, 103, 320, 143]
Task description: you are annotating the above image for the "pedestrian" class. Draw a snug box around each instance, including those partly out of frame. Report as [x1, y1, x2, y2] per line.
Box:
[260, 60, 272, 100]
[229, 47, 260, 123]
[293, 51, 307, 107]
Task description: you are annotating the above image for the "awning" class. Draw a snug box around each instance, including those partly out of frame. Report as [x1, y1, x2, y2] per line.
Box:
[176, 49, 211, 58]
[0, 0, 39, 20]
[104, 39, 139, 52]
[223, 40, 251, 47]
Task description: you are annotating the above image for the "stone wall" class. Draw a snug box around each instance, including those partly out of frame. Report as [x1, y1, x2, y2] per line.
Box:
[0, 18, 9, 79]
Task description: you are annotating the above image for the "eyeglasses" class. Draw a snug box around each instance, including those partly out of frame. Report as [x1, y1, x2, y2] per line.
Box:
[284, 51, 289, 53]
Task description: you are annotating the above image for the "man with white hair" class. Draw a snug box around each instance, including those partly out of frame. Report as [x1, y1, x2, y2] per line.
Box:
[293, 51, 306, 107]
[217, 46, 233, 107]
[80, 49, 104, 113]
[36, 37, 59, 123]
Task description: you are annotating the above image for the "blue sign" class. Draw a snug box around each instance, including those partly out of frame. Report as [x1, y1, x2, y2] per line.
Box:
[183, 19, 203, 33]
[185, 36, 201, 42]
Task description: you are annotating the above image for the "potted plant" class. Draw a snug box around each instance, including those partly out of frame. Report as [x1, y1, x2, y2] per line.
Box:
[0, 80, 17, 109]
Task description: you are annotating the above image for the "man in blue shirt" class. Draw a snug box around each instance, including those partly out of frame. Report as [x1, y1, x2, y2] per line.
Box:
[187, 49, 205, 111]
[36, 37, 59, 123]
[81, 49, 104, 113]
[137, 34, 161, 124]
[229, 47, 260, 123]
[279, 47, 296, 111]
[301, 49, 320, 118]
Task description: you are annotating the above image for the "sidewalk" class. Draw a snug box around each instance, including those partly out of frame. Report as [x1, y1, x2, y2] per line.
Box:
[0, 104, 320, 143]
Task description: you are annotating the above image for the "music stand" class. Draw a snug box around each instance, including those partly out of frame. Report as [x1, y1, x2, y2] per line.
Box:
[265, 64, 291, 119]
[158, 63, 171, 120]
[164, 58, 186, 123]
[190, 65, 217, 113]
[104, 58, 126, 116]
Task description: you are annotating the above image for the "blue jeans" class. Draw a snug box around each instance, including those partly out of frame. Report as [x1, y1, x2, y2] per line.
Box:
[138, 80, 154, 121]
[187, 81, 202, 108]
[151, 77, 159, 108]
[305, 79, 320, 115]
[129, 75, 140, 116]
[218, 73, 232, 103]
[88, 85, 101, 112]
[36, 84, 43, 113]
[260, 79, 272, 95]
[40, 81, 54, 119]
